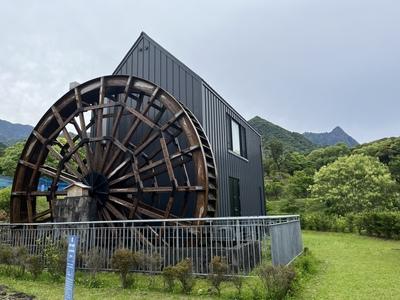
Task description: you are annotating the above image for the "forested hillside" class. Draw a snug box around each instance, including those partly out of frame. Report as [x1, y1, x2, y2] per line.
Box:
[265, 135, 400, 220]
[248, 116, 316, 153]
[0, 119, 33, 145]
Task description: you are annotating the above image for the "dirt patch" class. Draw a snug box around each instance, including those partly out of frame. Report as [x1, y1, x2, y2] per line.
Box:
[0, 285, 35, 300]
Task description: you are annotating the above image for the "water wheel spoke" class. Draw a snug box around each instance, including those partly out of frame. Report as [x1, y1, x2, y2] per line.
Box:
[51, 106, 88, 175]
[139, 145, 199, 174]
[19, 160, 78, 184]
[141, 186, 204, 193]
[108, 172, 135, 186]
[136, 201, 180, 219]
[93, 77, 106, 170]
[141, 156, 192, 181]
[105, 202, 127, 220]
[140, 128, 182, 166]
[101, 207, 112, 221]
[75, 88, 95, 170]
[103, 88, 159, 175]
[174, 137, 191, 186]
[32, 130, 82, 180]
[109, 187, 138, 193]
[108, 195, 134, 209]
[33, 209, 51, 220]
[107, 158, 131, 179]
[112, 76, 133, 136]
[103, 93, 145, 175]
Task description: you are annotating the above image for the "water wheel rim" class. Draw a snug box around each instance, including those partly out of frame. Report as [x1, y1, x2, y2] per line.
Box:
[11, 75, 217, 223]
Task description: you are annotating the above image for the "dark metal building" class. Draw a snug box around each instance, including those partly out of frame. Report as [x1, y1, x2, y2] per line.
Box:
[113, 32, 265, 217]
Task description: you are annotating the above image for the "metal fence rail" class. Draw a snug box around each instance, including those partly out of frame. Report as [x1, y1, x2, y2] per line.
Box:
[0, 215, 302, 275]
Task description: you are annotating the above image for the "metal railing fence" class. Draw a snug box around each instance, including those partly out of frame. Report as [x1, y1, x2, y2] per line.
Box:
[0, 215, 302, 275]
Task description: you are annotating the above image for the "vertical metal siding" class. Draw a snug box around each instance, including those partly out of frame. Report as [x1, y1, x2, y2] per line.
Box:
[202, 84, 265, 216]
[113, 33, 265, 217]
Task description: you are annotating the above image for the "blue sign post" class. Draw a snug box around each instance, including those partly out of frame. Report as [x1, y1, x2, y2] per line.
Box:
[64, 235, 79, 300]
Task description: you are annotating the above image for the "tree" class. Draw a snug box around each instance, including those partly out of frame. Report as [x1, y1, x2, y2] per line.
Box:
[286, 170, 314, 199]
[281, 152, 311, 175]
[268, 139, 284, 169]
[310, 154, 400, 215]
[353, 137, 400, 182]
[0, 142, 25, 177]
[0, 143, 6, 157]
[0, 137, 80, 178]
[0, 187, 11, 213]
[265, 179, 284, 200]
[307, 143, 350, 170]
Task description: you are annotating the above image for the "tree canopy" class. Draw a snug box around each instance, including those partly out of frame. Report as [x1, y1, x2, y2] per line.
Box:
[310, 154, 399, 215]
[0, 141, 25, 177]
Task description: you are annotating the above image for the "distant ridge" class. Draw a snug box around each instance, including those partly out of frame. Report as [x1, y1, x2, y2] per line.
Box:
[248, 116, 317, 153]
[0, 119, 33, 145]
[303, 126, 359, 147]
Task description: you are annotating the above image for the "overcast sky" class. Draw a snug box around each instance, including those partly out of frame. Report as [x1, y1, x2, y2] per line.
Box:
[0, 0, 399, 143]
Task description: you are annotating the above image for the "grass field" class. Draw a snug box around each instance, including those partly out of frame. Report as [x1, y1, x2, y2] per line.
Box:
[297, 231, 400, 300]
[0, 272, 221, 300]
[1, 231, 399, 299]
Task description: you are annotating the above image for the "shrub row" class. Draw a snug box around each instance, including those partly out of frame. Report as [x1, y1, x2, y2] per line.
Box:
[0, 244, 43, 278]
[301, 211, 400, 239]
[0, 240, 318, 299]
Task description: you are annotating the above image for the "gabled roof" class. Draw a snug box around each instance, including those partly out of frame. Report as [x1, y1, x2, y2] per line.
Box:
[114, 32, 201, 82]
[113, 32, 260, 137]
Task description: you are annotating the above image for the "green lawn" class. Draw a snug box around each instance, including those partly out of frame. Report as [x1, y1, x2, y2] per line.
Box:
[1, 231, 399, 299]
[0, 273, 220, 300]
[297, 231, 400, 300]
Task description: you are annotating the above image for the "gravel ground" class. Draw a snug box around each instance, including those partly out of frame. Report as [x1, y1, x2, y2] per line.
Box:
[0, 285, 35, 300]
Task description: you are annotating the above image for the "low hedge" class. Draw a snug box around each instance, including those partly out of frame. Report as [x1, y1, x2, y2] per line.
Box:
[301, 211, 400, 239]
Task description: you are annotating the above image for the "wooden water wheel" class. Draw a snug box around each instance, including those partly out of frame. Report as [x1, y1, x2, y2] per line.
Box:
[10, 76, 218, 223]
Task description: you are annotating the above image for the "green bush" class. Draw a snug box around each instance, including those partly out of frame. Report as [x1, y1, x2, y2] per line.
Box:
[231, 274, 244, 296]
[12, 246, 28, 277]
[331, 216, 347, 233]
[0, 244, 13, 275]
[85, 247, 106, 288]
[294, 247, 318, 275]
[161, 258, 194, 294]
[257, 264, 296, 300]
[356, 211, 400, 239]
[0, 244, 13, 264]
[301, 213, 336, 231]
[26, 255, 44, 279]
[290, 247, 319, 297]
[345, 214, 357, 233]
[0, 245, 32, 277]
[111, 248, 139, 289]
[208, 256, 228, 295]
[173, 258, 194, 294]
[137, 251, 162, 288]
[44, 239, 67, 281]
[161, 265, 176, 291]
[0, 187, 11, 213]
[301, 212, 400, 239]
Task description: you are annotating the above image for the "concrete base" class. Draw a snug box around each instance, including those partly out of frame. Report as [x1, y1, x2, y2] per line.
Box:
[53, 196, 97, 222]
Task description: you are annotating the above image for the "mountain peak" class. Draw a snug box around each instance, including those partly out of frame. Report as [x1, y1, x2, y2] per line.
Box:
[303, 126, 358, 147]
[332, 126, 344, 134]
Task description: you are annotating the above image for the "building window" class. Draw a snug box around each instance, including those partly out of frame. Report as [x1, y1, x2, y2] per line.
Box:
[229, 177, 241, 216]
[228, 116, 247, 158]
